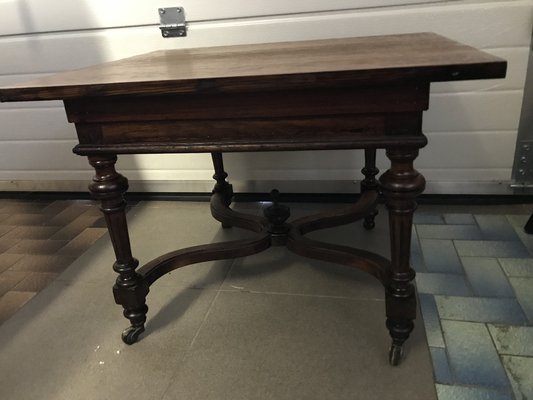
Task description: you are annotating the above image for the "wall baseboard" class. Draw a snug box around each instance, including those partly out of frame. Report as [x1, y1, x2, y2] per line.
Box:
[0, 179, 515, 195]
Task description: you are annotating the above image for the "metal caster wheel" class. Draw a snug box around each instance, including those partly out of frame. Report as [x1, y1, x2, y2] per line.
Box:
[121, 325, 145, 345]
[363, 219, 375, 230]
[389, 344, 404, 366]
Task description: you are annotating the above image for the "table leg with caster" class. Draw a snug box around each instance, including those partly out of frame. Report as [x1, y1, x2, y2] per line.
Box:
[88, 155, 149, 345]
[380, 147, 425, 365]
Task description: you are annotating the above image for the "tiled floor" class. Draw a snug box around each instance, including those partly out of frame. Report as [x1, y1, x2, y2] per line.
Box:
[0, 197, 532, 399]
[413, 211, 533, 400]
[0, 198, 107, 324]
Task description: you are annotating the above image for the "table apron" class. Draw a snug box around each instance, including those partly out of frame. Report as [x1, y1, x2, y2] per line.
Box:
[64, 84, 430, 124]
[73, 113, 427, 155]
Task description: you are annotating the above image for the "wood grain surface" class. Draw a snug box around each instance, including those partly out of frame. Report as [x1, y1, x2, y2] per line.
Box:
[0, 32, 506, 101]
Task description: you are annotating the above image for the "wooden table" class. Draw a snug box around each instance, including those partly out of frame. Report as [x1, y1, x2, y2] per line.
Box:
[0, 33, 505, 365]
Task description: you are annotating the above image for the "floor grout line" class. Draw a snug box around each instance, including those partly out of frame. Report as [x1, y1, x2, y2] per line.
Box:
[158, 258, 238, 400]
[217, 287, 385, 302]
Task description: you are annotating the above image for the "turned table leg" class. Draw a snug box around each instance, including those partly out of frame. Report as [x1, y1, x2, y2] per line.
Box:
[379, 148, 425, 365]
[211, 152, 234, 228]
[88, 155, 149, 345]
[361, 148, 379, 230]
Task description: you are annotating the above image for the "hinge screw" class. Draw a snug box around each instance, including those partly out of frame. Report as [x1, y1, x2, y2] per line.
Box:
[176, 7, 182, 12]
[159, 8, 165, 15]
[162, 30, 169, 37]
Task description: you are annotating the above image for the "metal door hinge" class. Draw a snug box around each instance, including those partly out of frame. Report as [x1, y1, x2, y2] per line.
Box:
[158, 7, 187, 38]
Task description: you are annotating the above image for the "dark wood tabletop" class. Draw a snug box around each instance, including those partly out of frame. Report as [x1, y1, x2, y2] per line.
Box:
[0, 32, 505, 101]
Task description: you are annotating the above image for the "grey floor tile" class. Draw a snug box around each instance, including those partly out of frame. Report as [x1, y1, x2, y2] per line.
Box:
[435, 296, 527, 325]
[416, 273, 471, 296]
[56, 202, 246, 288]
[224, 247, 384, 300]
[306, 206, 391, 255]
[0, 280, 219, 400]
[487, 324, 533, 357]
[454, 240, 530, 258]
[419, 294, 445, 348]
[475, 215, 520, 241]
[501, 356, 533, 400]
[441, 320, 509, 387]
[443, 214, 476, 225]
[498, 258, 533, 278]
[461, 257, 515, 297]
[420, 239, 463, 273]
[414, 213, 445, 224]
[430, 347, 454, 384]
[508, 277, 533, 323]
[435, 384, 513, 400]
[224, 203, 390, 299]
[416, 224, 482, 240]
[162, 291, 436, 400]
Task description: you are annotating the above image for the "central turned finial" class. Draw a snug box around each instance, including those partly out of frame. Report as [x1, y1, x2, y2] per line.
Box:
[263, 189, 290, 244]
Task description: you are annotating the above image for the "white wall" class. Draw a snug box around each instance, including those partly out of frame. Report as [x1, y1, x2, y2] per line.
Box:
[0, 0, 531, 194]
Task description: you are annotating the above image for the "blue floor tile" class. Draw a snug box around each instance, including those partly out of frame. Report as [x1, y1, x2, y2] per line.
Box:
[461, 257, 515, 298]
[441, 320, 510, 387]
[420, 239, 464, 273]
[419, 294, 445, 347]
[488, 324, 533, 357]
[506, 215, 528, 228]
[436, 384, 513, 400]
[430, 347, 454, 384]
[435, 296, 527, 325]
[454, 240, 530, 258]
[411, 227, 426, 272]
[512, 225, 533, 257]
[443, 214, 476, 225]
[411, 251, 426, 272]
[416, 273, 471, 296]
[475, 215, 521, 241]
[498, 258, 533, 278]
[416, 224, 483, 240]
[502, 356, 533, 400]
[509, 277, 533, 323]
[414, 213, 445, 224]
